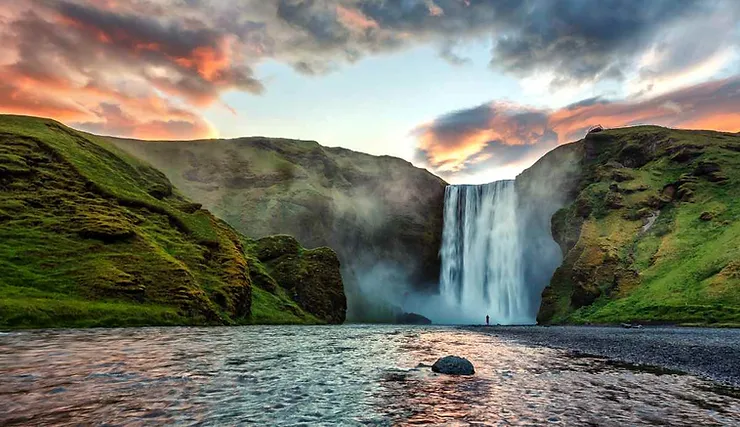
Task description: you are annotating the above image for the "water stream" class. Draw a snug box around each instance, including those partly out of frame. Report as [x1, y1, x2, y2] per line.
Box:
[439, 181, 531, 324]
[2, 325, 738, 426]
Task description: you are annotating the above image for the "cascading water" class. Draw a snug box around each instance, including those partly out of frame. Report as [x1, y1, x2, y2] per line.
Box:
[439, 180, 532, 325]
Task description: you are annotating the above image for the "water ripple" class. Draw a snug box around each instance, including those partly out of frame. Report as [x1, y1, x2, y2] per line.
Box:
[0, 325, 738, 425]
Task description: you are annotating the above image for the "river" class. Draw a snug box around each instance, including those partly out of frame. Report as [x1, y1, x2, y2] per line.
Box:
[1, 325, 739, 426]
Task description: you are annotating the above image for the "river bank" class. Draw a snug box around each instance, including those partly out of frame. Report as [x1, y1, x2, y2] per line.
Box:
[467, 325, 740, 387]
[2, 325, 739, 425]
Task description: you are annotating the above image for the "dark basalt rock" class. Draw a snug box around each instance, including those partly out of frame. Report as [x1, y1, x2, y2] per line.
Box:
[700, 211, 714, 221]
[611, 169, 634, 182]
[692, 161, 729, 183]
[396, 312, 432, 325]
[669, 146, 703, 163]
[432, 356, 475, 375]
[693, 161, 721, 176]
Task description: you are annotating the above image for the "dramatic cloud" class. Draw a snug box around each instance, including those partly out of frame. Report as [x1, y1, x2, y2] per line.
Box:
[273, 0, 740, 89]
[1, 0, 738, 139]
[414, 76, 740, 183]
[414, 102, 559, 176]
[0, 1, 232, 138]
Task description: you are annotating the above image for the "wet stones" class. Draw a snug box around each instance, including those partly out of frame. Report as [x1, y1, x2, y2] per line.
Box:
[432, 356, 475, 376]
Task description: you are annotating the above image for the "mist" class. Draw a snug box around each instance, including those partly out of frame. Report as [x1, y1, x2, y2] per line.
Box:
[406, 141, 582, 325]
[107, 134, 581, 325]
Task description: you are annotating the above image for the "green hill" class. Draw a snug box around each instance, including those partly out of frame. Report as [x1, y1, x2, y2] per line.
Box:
[0, 115, 345, 328]
[108, 134, 446, 322]
[537, 126, 740, 326]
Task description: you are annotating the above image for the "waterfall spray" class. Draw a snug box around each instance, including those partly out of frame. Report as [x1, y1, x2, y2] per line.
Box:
[439, 181, 532, 325]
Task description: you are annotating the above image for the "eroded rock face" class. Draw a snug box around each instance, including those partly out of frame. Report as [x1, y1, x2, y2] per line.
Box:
[109, 136, 447, 322]
[431, 356, 475, 375]
[537, 126, 740, 325]
[255, 235, 346, 324]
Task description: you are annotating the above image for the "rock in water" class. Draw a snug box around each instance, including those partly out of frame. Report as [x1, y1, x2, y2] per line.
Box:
[396, 312, 432, 325]
[431, 356, 475, 375]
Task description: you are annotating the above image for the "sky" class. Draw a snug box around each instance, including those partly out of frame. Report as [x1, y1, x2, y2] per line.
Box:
[1, 0, 740, 183]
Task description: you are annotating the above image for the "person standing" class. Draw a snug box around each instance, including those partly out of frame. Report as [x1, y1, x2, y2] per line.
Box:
[485, 315, 489, 326]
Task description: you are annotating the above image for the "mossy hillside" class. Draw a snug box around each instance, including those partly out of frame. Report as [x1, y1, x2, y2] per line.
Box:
[538, 126, 740, 325]
[108, 135, 446, 321]
[0, 115, 341, 328]
[0, 115, 252, 327]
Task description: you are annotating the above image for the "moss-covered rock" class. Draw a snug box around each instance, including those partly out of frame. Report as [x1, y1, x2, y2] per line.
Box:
[537, 126, 740, 326]
[73, 211, 135, 242]
[254, 235, 346, 324]
[255, 234, 301, 260]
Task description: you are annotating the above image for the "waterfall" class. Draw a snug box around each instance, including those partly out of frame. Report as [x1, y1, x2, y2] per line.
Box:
[439, 180, 532, 325]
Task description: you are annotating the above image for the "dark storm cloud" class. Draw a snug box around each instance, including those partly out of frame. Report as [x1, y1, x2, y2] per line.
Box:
[491, 0, 706, 84]
[155, 0, 737, 84]
[276, 0, 351, 50]
[1, 0, 738, 140]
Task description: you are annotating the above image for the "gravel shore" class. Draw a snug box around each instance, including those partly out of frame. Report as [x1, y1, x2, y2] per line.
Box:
[465, 325, 740, 387]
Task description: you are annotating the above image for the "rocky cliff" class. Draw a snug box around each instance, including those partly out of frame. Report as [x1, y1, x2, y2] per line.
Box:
[513, 140, 584, 316]
[0, 115, 345, 328]
[109, 136, 447, 321]
[536, 126, 740, 326]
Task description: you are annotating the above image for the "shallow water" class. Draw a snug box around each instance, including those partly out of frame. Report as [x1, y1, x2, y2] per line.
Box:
[1, 325, 739, 426]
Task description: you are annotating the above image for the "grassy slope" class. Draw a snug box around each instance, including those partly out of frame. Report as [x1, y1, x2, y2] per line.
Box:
[108, 135, 446, 321]
[539, 126, 740, 326]
[0, 115, 326, 328]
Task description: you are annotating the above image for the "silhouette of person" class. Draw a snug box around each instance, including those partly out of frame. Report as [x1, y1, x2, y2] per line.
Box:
[485, 315, 489, 326]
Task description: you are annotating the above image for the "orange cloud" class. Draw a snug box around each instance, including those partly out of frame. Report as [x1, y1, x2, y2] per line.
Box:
[415, 76, 740, 181]
[74, 102, 215, 140]
[0, 60, 213, 140]
[0, 1, 238, 140]
[336, 5, 379, 31]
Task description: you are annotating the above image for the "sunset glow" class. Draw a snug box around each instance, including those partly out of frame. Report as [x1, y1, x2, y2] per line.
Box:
[1, 0, 739, 181]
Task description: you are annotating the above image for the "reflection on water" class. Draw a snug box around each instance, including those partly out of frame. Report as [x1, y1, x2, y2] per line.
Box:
[1, 326, 739, 426]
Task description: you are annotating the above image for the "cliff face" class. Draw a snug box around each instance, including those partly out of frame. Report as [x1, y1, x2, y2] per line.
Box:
[513, 141, 584, 316]
[110, 137, 447, 321]
[537, 126, 740, 326]
[0, 115, 345, 328]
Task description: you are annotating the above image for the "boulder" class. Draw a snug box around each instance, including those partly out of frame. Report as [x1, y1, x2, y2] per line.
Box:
[431, 356, 475, 375]
[700, 211, 714, 221]
[257, 236, 347, 324]
[396, 312, 432, 325]
[693, 161, 721, 176]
